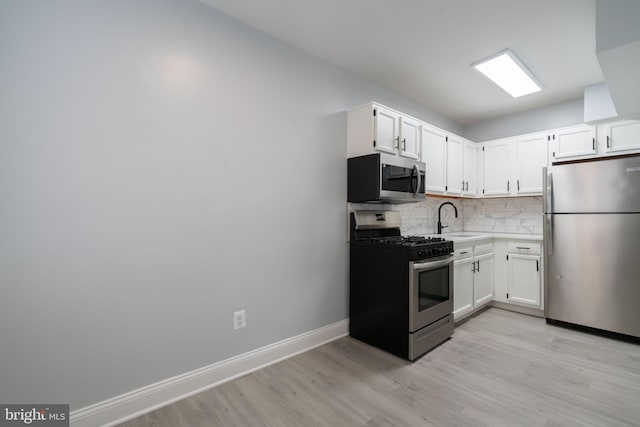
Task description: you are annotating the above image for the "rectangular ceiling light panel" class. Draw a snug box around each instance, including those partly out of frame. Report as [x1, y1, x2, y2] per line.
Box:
[473, 49, 542, 98]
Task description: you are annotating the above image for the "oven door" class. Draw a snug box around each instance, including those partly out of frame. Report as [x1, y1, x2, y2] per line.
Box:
[409, 256, 453, 332]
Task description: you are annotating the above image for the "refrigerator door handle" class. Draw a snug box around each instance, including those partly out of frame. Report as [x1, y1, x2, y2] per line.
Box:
[543, 168, 553, 213]
[545, 213, 553, 256]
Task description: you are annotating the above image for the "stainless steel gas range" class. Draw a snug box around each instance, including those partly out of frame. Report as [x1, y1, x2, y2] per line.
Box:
[349, 210, 454, 361]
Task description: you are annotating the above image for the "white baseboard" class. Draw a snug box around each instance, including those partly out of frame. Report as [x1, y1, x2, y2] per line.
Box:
[70, 320, 348, 427]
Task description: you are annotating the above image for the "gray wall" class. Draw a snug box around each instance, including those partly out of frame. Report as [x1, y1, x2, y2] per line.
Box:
[463, 98, 585, 142]
[596, 0, 640, 52]
[0, 0, 458, 410]
[584, 82, 618, 122]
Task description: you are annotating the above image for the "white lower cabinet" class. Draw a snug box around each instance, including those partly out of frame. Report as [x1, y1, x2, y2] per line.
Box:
[474, 252, 493, 306]
[507, 254, 541, 307]
[493, 240, 543, 310]
[453, 241, 493, 321]
[453, 254, 474, 318]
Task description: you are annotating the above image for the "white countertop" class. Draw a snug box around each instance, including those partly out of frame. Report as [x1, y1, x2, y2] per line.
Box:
[422, 232, 543, 244]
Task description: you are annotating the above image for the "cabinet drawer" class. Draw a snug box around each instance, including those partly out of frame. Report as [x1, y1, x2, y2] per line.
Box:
[454, 246, 473, 259]
[507, 242, 540, 255]
[474, 242, 493, 256]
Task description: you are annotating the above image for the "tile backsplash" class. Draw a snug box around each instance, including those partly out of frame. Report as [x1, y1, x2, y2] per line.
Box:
[463, 196, 543, 234]
[348, 195, 542, 236]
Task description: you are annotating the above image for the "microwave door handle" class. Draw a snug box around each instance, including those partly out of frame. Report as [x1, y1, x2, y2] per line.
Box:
[413, 164, 421, 198]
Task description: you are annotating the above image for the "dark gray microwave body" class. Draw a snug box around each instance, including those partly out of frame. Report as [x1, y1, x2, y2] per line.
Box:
[348, 153, 426, 203]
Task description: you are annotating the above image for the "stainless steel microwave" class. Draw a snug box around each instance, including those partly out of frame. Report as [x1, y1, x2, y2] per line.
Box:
[348, 153, 426, 203]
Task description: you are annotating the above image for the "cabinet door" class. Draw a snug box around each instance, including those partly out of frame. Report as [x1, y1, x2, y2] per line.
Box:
[482, 142, 510, 196]
[474, 253, 493, 306]
[463, 142, 477, 196]
[515, 134, 547, 195]
[421, 125, 447, 194]
[399, 116, 420, 160]
[446, 136, 464, 195]
[453, 257, 474, 320]
[551, 125, 596, 161]
[507, 254, 541, 307]
[604, 120, 640, 153]
[373, 106, 399, 154]
[492, 241, 509, 303]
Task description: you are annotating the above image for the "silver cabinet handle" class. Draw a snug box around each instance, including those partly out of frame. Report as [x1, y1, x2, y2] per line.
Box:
[507, 180, 510, 192]
[517, 179, 520, 191]
[402, 138, 406, 151]
[516, 246, 531, 250]
[476, 260, 480, 272]
[460, 251, 469, 255]
[471, 260, 476, 273]
[607, 135, 610, 149]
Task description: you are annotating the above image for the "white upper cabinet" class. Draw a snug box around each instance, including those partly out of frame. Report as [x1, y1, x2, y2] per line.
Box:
[446, 135, 464, 195]
[463, 141, 477, 197]
[482, 134, 547, 197]
[481, 140, 511, 196]
[373, 105, 399, 154]
[421, 125, 475, 197]
[399, 115, 421, 159]
[421, 124, 447, 194]
[347, 102, 425, 159]
[603, 120, 640, 154]
[549, 124, 596, 162]
[348, 102, 640, 201]
[514, 133, 548, 195]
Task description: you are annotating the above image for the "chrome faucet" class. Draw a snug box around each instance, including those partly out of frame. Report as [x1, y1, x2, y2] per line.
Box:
[437, 201, 458, 234]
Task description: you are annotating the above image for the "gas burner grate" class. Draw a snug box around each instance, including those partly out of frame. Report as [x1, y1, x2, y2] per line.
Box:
[363, 235, 447, 246]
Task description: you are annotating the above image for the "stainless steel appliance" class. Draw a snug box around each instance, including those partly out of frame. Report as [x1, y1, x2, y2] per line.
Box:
[348, 153, 425, 203]
[349, 210, 454, 361]
[543, 154, 640, 340]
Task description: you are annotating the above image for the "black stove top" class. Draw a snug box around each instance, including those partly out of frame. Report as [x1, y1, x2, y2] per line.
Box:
[362, 235, 447, 247]
[355, 234, 453, 260]
[350, 211, 454, 261]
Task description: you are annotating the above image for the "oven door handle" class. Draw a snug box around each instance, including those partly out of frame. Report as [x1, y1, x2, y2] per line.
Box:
[413, 256, 453, 270]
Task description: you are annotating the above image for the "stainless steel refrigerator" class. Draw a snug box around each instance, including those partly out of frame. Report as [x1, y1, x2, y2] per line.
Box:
[543, 154, 640, 339]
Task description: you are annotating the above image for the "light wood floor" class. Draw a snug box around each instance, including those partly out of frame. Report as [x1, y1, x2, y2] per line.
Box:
[119, 308, 640, 427]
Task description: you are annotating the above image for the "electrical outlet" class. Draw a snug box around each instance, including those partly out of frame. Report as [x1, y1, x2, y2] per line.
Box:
[233, 310, 246, 330]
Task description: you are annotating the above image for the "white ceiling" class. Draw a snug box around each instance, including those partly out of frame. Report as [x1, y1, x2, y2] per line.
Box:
[198, 0, 603, 125]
